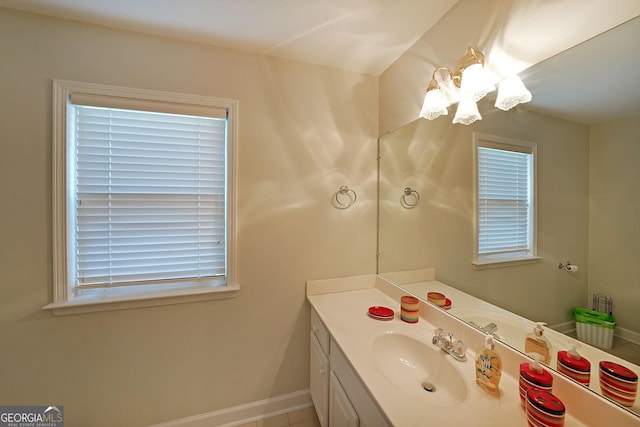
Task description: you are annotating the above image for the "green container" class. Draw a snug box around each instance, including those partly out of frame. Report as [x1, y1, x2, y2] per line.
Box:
[574, 307, 616, 329]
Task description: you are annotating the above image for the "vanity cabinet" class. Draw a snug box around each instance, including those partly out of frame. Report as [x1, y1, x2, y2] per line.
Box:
[310, 310, 330, 427]
[329, 372, 359, 427]
[310, 308, 389, 427]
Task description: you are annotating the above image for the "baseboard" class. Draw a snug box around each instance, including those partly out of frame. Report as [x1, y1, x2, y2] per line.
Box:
[551, 320, 575, 334]
[150, 389, 313, 427]
[616, 325, 640, 346]
[552, 320, 640, 346]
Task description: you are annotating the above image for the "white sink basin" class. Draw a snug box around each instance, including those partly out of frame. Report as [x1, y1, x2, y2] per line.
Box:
[372, 332, 469, 406]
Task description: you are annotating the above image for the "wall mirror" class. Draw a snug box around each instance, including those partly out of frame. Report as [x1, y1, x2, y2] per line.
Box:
[377, 16, 640, 416]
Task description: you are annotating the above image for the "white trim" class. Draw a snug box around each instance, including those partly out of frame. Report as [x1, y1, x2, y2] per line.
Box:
[472, 256, 542, 270]
[149, 389, 313, 427]
[615, 325, 640, 346]
[42, 284, 239, 316]
[550, 320, 576, 335]
[551, 321, 640, 346]
[49, 79, 239, 315]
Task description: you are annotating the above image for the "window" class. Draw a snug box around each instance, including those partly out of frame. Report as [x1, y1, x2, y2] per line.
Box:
[473, 133, 539, 268]
[47, 80, 238, 314]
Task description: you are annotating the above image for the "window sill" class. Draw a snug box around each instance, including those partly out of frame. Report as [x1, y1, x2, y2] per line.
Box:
[472, 256, 542, 270]
[42, 284, 240, 316]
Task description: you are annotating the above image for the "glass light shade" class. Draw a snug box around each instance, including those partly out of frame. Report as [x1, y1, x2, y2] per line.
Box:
[420, 89, 448, 120]
[439, 77, 461, 106]
[459, 63, 495, 102]
[452, 95, 482, 125]
[495, 75, 532, 111]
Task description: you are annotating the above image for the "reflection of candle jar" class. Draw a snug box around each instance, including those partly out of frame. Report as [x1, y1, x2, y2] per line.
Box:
[427, 291, 446, 307]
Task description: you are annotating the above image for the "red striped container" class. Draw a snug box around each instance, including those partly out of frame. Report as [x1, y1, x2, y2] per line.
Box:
[599, 361, 637, 408]
[526, 388, 565, 427]
[520, 361, 553, 407]
[557, 348, 591, 386]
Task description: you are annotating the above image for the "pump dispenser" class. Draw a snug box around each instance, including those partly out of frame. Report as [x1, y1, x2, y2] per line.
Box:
[525, 322, 552, 364]
[519, 353, 553, 406]
[475, 335, 502, 393]
[557, 343, 591, 386]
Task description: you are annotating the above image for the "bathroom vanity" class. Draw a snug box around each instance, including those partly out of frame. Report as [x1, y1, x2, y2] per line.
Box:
[307, 274, 639, 426]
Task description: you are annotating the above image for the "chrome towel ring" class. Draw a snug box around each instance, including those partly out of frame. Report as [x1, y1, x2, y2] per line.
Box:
[401, 187, 420, 209]
[334, 185, 357, 209]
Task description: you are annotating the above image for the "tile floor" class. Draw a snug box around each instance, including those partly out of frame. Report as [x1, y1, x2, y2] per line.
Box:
[603, 336, 640, 366]
[236, 406, 320, 427]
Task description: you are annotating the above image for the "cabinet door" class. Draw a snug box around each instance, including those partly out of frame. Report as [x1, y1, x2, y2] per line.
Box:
[310, 332, 329, 427]
[329, 372, 359, 427]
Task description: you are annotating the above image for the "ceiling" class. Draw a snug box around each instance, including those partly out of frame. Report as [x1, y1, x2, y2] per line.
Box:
[520, 15, 640, 124]
[1, 0, 639, 123]
[0, 0, 459, 76]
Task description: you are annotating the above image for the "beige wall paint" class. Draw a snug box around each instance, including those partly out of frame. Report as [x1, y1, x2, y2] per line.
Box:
[589, 115, 640, 335]
[378, 106, 591, 325]
[0, 8, 377, 426]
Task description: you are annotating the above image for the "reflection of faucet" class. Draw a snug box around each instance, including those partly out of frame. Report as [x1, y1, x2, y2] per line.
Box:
[469, 321, 500, 339]
[483, 322, 498, 334]
[432, 328, 467, 362]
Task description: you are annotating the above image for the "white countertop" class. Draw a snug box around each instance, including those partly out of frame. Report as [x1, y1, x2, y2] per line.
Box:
[307, 275, 640, 426]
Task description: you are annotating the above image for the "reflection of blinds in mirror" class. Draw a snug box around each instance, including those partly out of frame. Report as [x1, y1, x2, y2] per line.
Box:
[477, 146, 533, 258]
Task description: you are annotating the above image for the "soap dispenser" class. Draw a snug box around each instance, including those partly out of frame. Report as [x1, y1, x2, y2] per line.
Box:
[525, 322, 552, 364]
[476, 335, 502, 393]
[519, 353, 553, 407]
[557, 343, 591, 386]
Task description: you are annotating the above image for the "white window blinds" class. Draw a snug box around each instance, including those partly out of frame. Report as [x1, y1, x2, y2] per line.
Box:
[72, 105, 227, 292]
[477, 145, 533, 258]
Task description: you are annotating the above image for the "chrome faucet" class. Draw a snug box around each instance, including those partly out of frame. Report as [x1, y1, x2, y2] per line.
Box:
[432, 328, 467, 362]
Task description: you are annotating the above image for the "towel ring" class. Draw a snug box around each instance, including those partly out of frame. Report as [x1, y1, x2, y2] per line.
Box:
[334, 185, 357, 209]
[401, 187, 420, 209]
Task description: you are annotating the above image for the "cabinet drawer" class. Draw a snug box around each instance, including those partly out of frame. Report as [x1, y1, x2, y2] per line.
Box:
[311, 308, 330, 354]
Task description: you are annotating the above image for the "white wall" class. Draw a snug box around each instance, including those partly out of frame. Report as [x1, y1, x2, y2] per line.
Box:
[0, 8, 378, 426]
[589, 114, 640, 338]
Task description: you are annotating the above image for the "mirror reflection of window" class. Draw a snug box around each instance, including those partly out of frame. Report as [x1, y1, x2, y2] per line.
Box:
[473, 133, 538, 268]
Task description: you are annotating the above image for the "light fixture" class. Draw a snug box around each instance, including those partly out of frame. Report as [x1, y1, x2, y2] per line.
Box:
[419, 46, 531, 125]
[419, 67, 454, 120]
[452, 94, 482, 125]
[454, 47, 495, 102]
[495, 75, 532, 111]
[420, 83, 448, 120]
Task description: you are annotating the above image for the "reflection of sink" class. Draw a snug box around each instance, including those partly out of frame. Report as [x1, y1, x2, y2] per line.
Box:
[372, 333, 468, 406]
